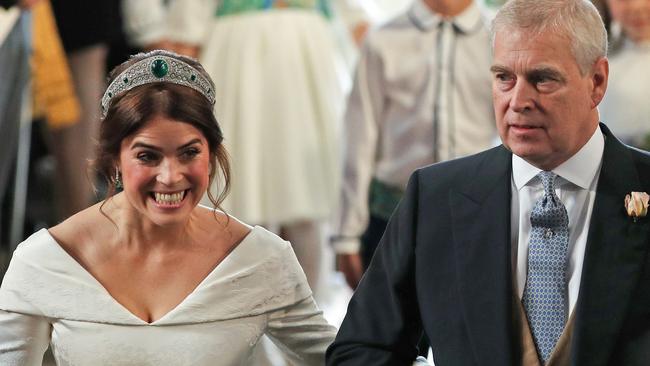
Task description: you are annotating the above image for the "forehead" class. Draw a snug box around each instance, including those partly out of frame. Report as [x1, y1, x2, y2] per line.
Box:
[492, 29, 579, 72]
[124, 116, 206, 147]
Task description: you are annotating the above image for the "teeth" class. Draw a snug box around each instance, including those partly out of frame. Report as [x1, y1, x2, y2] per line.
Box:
[154, 190, 185, 205]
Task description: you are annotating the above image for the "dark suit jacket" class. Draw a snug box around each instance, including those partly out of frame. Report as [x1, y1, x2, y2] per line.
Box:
[327, 124, 650, 365]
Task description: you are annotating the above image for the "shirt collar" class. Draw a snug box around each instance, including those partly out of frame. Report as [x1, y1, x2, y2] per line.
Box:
[408, 0, 484, 34]
[512, 126, 605, 191]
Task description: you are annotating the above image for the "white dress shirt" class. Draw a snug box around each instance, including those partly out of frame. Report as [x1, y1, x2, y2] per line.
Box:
[334, 0, 496, 253]
[511, 127, 604, 315]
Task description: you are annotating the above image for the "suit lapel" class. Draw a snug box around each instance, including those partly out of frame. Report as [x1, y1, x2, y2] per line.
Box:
[572, 125, 650, 365]
[450, 146, 515, 365]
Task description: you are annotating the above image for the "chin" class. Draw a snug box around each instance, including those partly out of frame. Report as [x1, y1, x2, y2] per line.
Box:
[507, 143, 547, 161]
[145, 201, 197, 227]
[147, 213, 192, 227]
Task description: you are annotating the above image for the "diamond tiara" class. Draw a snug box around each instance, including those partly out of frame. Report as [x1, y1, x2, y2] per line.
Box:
[100, 55, 216, 119]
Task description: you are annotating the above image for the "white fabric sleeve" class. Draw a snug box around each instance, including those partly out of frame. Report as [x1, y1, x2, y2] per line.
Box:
[121, 0, 168, 47]
[264, 296, 337, 366]
[332, 33, 385, 254]
[0, 310, 50, 366]
[166, 0, 216, 45]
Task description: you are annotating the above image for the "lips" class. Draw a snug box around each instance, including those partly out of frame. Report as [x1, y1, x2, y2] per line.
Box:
[507, 123, 546, 139]
[509, 123, 544, 132]
[509, 122, 540, 129]
[152, 190, 187, 205]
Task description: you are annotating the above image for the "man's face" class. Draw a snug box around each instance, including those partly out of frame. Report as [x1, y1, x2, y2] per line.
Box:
[491, 29, 608, 170]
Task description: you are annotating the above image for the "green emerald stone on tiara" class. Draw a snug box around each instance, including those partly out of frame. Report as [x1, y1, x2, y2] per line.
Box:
[151, 59, 169, 78]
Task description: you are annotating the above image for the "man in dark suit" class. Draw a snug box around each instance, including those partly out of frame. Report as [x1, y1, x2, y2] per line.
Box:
[327, 0, 650, 365]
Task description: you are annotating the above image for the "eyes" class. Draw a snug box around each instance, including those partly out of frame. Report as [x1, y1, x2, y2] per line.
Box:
[135, 147, 202, 164]
[492, 71, 562, 93]
[494, 72, 515, 89]
[529, 74, 561, 92]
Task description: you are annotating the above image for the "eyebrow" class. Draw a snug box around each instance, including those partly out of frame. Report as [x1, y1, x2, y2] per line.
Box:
[490, 65, 565, 82]
[527, 67, 565, 82]
[490, 65, 510, 74]
[131, 138, 204, 151]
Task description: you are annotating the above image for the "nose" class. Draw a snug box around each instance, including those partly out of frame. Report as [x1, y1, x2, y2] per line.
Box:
[509, 80, 536, 113]
[156, 159, 183, 186]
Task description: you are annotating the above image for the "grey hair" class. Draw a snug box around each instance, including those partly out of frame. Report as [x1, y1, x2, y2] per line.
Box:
[491, 0, 608, 75]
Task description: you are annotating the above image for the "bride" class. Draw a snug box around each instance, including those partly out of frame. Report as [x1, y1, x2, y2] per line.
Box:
[0, 50, 335, 365]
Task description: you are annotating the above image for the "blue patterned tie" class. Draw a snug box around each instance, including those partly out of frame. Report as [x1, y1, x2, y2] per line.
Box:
[522, 171, 569, 363]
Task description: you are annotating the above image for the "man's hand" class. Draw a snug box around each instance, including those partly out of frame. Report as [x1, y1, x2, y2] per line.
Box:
[337, 253, 364, 290]
[351, 21, 369, 46]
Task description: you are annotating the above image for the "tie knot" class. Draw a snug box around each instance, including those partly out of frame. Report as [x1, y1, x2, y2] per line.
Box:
[538, 171, 557, 197]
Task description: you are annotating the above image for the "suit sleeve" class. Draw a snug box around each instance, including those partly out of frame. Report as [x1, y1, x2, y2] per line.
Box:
[327, 171, 424, 365]
[0, 310, 51, 365]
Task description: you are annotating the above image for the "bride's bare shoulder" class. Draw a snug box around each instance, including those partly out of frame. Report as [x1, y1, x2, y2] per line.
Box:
[195, 205, 252, 245]
[48, 201, 115, 251]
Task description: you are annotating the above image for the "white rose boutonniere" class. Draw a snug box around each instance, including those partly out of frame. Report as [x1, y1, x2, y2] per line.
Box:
[625, 192, 649, 222]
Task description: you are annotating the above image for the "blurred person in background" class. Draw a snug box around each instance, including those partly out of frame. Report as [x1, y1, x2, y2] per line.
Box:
[0, 0, 37, 245]
[198, 0, 345, 298]
[333, 0, 497, 291]
[30, 0, 83, 222]
[331, 1, 496, 359]
[48, 0, 121, 216]
[598, 0, 650, 150]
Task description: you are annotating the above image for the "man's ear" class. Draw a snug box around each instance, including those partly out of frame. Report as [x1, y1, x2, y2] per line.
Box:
[590, 56, 609, 108]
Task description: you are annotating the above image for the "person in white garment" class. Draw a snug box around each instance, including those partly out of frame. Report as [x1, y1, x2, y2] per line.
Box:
[598, 0, 650, 149]
[333, 0, 497, 290]
[0, 50, 336, 366]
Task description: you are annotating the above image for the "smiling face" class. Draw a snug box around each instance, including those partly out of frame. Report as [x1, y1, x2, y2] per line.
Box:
[491, 29, 608, 170]
[607, 0, 650, 43]
[118, 116, 211, 227]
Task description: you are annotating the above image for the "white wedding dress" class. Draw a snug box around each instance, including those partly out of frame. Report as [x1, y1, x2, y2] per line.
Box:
[0, 226, 336, 365]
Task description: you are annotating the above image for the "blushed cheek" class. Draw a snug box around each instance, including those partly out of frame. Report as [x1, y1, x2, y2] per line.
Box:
[190, 163, 211, 191]
[121, 168, 152, 190]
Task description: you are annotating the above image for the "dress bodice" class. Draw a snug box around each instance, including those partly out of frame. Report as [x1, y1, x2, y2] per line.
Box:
[0, 226, 335, 365]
